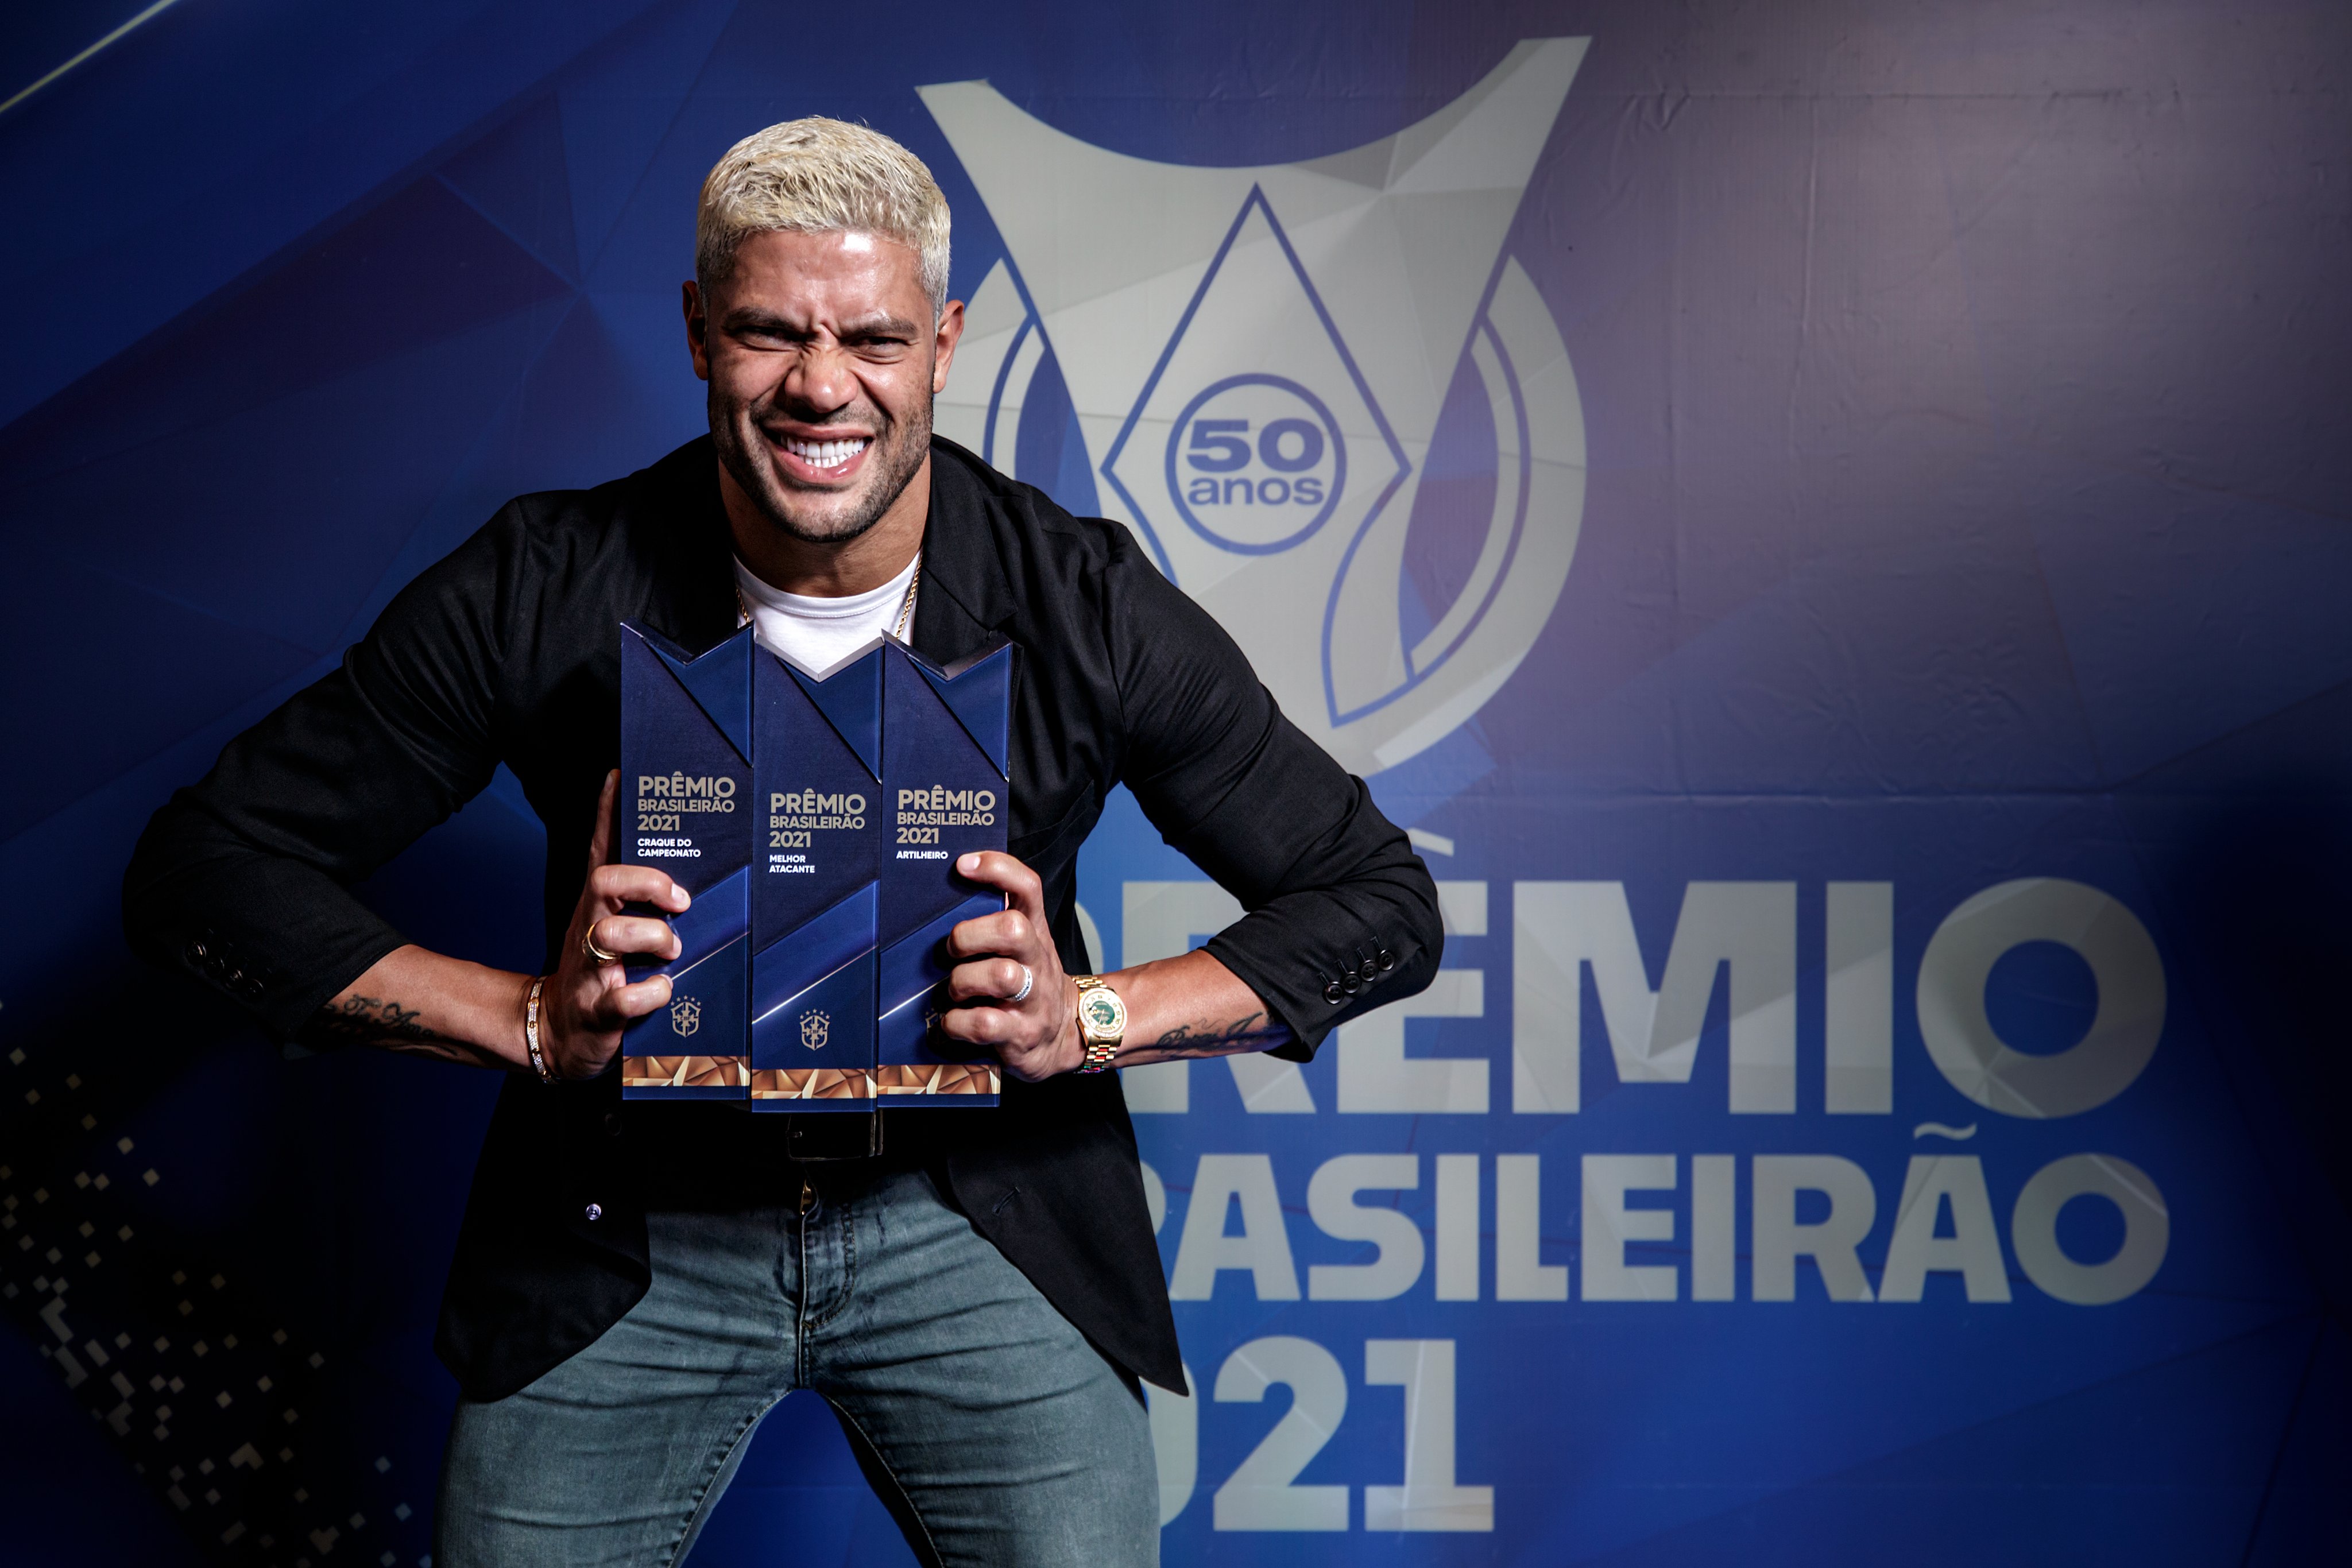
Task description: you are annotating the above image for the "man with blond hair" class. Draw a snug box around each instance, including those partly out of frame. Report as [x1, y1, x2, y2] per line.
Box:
[126, 118, 1440, 1565]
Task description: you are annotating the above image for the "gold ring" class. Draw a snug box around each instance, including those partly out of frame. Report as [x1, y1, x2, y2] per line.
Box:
[582, 922, 622, 966]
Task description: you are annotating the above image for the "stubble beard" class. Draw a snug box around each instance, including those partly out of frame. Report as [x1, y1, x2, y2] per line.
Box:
[711, 384, 933, 548]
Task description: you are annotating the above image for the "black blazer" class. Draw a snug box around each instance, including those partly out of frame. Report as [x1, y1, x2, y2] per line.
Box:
[122, 436, 1442, 1399]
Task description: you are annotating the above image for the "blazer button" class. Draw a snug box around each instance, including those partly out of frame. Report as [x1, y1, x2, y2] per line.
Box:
[603, 1112, 622, 1138]
[585, 1203, 603, 1222]
[1341, 971, 1361, 996]
[1377, 948, 1396, 972]
[188, 942, 208, 961]
[1323, 981, 1344, 1004]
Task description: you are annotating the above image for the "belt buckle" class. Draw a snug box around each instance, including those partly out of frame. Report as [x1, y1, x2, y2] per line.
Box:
[785, 1110, 883, 1163]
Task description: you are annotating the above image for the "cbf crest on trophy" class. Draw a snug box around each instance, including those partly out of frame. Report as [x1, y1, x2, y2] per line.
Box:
[799, 1009, 830, 1052]
[669, 994, 701, 1037]
[926, 38, 1590, 776]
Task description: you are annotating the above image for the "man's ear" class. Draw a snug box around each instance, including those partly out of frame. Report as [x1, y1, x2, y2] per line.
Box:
[931, 297, 966, 396]
[683, 280, 711, 381]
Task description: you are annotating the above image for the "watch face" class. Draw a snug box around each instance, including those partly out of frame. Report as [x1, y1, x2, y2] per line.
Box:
[1081, 990, 1123, 1035]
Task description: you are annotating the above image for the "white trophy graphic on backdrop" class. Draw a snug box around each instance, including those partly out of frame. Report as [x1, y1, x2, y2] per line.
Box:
[924, 38, 1589, 776]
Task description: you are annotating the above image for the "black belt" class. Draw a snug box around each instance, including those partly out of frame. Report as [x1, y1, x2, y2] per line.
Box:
[783, 1109, 883, 1163]
[626, 1105, 900, 1209]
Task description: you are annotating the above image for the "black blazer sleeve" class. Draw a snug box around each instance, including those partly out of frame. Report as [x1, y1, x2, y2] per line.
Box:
[1103, 543, 1443, 1056]
[121, 503, 529, 1040]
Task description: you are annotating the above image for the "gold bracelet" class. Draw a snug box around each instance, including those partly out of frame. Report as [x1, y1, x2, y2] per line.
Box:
[524, 976, 555, 1083]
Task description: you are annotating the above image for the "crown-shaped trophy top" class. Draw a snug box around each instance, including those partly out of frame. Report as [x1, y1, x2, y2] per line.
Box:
[883, 633, 1013, 777]
[622, 621, 755, 764]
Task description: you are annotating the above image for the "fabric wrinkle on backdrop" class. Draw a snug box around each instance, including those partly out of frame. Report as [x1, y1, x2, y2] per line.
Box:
[0, 1, 2347, 1565]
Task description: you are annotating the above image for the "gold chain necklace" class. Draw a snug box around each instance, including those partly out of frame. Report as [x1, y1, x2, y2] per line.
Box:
[735, 556, 922, 641]
[894, 557, 921, 638]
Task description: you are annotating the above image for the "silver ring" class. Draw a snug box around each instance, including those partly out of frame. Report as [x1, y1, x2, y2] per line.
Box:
[1008, 965, 1034, 1005]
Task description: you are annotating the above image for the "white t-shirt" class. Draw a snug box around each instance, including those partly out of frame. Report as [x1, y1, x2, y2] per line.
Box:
[732, 553, 919, 677]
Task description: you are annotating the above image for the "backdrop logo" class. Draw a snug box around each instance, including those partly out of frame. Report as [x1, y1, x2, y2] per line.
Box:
[1164, 368, 1349, 555]
[926, 38, 1592, 775]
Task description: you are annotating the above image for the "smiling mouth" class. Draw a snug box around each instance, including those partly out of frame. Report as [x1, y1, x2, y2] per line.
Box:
[774, 433, 872, 473]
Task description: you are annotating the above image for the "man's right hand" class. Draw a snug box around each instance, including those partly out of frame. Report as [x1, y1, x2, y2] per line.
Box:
[542, 769, 691, 1080]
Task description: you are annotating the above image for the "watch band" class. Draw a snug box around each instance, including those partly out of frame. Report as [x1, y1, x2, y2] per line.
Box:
[1073, 974, 1125, 1074]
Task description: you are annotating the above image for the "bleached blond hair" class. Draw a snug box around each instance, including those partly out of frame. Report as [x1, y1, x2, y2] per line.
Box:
[697, 118, 951, 312]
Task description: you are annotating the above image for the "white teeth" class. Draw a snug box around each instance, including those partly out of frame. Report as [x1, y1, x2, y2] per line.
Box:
[783, 435, 869, 469]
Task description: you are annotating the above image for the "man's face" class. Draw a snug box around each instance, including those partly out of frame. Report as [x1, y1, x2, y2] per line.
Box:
[688, 228, 962, 545]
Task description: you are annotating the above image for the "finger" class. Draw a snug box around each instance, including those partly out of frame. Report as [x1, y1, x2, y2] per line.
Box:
[943, 908, 1038, 962]
[954, 850, 1046, 925]
[945, 957, 1031, 1004]
[935, 1003, 1017, 1047]
[588, 862, 692, 912]
[586, 915, 682, 962]
[589, 971, 673, 1024]
[587, 770, 618, 870]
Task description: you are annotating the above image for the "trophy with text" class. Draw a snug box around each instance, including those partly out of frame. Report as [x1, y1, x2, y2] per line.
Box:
[749, 643, 882, 1110]
[614, 622, 1011, 1111]
[875, 636, 1013, 1107]
[617, 622, 753, 1099]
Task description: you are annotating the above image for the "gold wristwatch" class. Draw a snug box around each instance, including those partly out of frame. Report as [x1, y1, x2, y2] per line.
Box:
[1072, 975, 1127, 1073]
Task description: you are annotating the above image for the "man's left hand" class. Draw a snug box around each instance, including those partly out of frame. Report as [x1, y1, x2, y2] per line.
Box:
[939, 850, 1082, 1081]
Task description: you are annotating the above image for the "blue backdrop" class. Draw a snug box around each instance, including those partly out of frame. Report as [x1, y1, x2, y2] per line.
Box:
[2, 2, 2348, 1564]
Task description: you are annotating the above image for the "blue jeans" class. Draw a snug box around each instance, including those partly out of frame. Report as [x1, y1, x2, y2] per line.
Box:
[435, 1159, 1158, 1567]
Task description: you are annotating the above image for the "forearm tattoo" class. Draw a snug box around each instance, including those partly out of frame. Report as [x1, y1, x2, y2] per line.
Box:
[303, 994, 462, 1051]
[1149, 1011, 1294, 1059]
